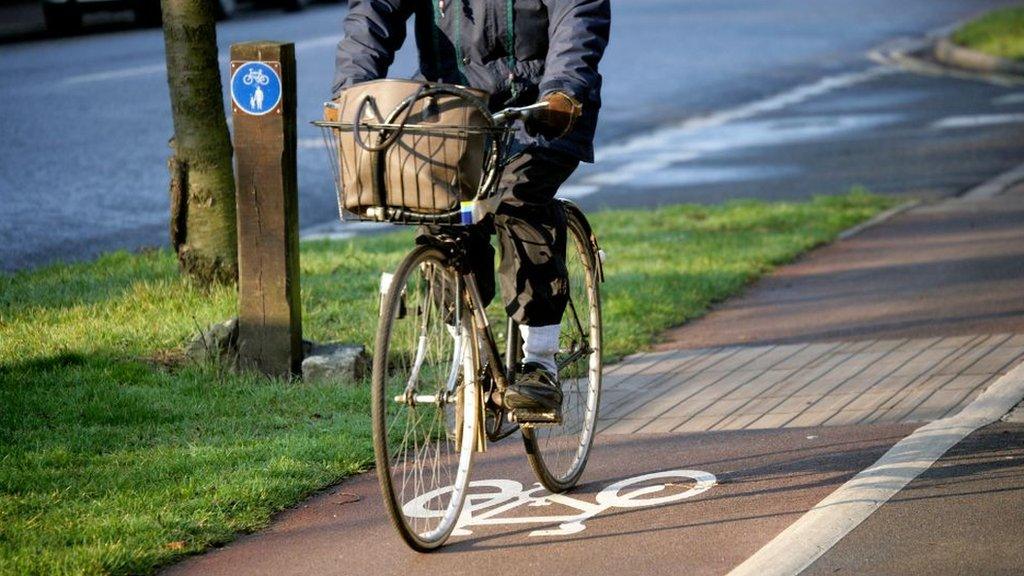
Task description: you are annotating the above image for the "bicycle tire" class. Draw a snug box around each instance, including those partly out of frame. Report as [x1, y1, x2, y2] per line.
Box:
[372, 245, 479, 551]
[522, 205, 603, 492]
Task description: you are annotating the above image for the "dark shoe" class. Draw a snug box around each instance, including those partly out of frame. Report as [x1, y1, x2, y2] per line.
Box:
[505, 362, 563, 420]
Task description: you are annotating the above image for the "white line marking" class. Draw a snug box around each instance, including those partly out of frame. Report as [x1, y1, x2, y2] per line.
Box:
[959, 161, 1024, 201]
[402, 470, 716, 538]
[727, 359, 1024, 576]
[557, 184, 601, 199]
[561, 67, 893, 196]
[62, 63, 168, 85]
[312, 68, 891, 214]
[297, 138, 328, 149]
[294, 35, 340, 52]
[994, 93, 1024, 106]
[595, 67, 893, 164]
[931, 113, 1024, 129]
[62, 35, 340, 86]
[300, 220, 387, 241]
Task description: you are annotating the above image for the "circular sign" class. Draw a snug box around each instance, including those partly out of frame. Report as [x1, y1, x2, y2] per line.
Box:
[230, 61, 282, 116]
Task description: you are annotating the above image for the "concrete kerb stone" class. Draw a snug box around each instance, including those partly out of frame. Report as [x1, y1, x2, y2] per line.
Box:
[1002, 401, 1024, 423]
[957, 161, 1024, 201]
[836, 200, 919, 241]
[867, 26, 1023, 87]
[932, 37, 1024, 77]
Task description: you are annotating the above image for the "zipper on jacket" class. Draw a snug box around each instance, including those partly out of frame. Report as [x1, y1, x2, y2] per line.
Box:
[453, 0, 467, 84]
[430, 0, 443, 78]
[505, 0, 518, 100]
[431, 0, 518, 94]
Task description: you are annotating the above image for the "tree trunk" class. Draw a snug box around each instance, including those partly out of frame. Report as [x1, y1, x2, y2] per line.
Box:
[160, 0, 237, 286]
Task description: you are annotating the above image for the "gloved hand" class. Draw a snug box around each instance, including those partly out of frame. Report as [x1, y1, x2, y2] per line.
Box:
[524, 91, 582, 140]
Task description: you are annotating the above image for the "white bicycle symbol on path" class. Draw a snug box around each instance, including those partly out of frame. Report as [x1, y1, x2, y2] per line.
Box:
[403, 470, 716, 538]
[242, 67, 270, 86]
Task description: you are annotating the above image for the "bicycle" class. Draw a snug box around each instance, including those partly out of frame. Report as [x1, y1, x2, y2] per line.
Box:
[316, 83, 604, 551]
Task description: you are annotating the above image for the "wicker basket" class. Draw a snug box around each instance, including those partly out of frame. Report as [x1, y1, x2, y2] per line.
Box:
[315, 80, 507, 225]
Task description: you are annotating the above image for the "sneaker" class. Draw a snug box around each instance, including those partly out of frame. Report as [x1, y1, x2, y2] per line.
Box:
[505, 362, 563, 414]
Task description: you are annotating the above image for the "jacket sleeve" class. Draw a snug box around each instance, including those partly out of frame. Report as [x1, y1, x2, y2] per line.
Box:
[332, 0, 412, 95]
[537, 0, 611, 104]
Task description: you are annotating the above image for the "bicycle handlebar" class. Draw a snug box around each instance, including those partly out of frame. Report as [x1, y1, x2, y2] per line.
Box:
[491, 101, 550, 126]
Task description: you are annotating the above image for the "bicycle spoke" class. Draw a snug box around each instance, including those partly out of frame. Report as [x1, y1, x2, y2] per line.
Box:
[523, 207, 602, 492]
[373, 247, 476, 550]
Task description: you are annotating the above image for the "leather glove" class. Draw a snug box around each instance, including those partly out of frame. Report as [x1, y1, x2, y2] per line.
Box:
[524, 91, 583, 140]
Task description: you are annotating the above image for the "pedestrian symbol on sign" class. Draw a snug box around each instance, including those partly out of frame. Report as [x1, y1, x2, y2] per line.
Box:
[231, 61, 282, 116]
[250, 86, 263, 111]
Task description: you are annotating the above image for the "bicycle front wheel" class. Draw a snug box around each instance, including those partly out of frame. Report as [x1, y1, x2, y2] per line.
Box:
[372, 245, 479, 551]
[522, 204, 603, 492]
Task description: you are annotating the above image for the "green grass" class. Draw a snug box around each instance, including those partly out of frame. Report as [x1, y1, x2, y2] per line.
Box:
[952, 6, 1024, 62]
[0, 191, 896, 575]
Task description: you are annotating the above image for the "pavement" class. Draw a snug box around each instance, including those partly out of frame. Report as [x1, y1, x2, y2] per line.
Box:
[162, 164, 1024, 575]
[656, 184, 1024, 348]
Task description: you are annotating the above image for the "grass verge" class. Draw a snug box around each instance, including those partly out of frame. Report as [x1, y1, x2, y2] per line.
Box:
[952, 6, 1024, 62]
[0, 191, 896, 574]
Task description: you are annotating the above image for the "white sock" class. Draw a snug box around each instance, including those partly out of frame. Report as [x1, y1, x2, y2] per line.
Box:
[520, 324, 560, 374]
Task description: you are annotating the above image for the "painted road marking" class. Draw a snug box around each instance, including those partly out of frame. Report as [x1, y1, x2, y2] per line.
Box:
[994, 93, 1024, 106]
[298, 138, 329, 149]
[559, 67, 895, 198]
[61, 35, 339, 86]
[62, 63, 168, 85]
[305, 70, 896, 202]
[300, 220, 385, 241]
[727, 359, 1024, 576]
[931, 113, 1024, 129]
[402, 470, 716, 538]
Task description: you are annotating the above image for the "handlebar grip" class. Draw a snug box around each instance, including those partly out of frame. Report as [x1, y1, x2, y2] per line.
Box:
[492, 101, 550, 125]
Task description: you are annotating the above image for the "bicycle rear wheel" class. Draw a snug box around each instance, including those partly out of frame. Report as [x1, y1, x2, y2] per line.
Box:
[522, 205, 602, 492]
[372, 245, 479, 551]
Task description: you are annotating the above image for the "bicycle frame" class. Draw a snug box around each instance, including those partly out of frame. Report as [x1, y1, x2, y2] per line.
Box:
[423, 237, 594, 450]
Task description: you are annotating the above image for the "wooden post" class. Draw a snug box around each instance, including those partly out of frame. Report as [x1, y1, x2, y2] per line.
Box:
[230, 42, 302, 377]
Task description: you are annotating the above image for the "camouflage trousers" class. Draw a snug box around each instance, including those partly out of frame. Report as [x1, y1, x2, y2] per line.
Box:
[424, 148, 579, 327]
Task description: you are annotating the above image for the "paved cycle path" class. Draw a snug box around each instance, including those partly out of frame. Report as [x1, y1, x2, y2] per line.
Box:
[164, 423, 913, 576]
[166, 188, 1023, 576]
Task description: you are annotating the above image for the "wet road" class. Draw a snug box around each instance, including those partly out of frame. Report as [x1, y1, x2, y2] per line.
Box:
[2, 0, 1023, 270]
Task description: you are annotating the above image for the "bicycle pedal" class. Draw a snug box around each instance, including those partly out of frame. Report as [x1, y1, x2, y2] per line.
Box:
[513, 409, 562, 427]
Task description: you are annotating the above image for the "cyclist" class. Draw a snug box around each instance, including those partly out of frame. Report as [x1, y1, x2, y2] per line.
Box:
[333, 0, 610, 419]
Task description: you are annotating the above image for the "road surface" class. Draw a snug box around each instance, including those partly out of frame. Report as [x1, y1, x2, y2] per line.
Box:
[2, 0, 1023, 270]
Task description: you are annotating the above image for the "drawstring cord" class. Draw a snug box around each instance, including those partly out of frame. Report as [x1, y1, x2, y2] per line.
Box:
[506, 0, 519, 101]
[432, 0, 520, 101]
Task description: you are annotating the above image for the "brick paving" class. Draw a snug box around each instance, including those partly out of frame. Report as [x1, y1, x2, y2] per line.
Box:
[599, 334, 1024, 434]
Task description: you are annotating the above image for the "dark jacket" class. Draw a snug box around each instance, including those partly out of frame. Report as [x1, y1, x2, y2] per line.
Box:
[332, 0, 610, 163]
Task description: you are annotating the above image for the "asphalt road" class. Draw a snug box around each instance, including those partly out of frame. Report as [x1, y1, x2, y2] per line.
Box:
[2, 0, 1023, 271]
[804, 422, 1024, 576]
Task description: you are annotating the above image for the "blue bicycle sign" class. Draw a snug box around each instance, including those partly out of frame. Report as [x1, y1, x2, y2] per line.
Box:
[231, 61, 282, 116]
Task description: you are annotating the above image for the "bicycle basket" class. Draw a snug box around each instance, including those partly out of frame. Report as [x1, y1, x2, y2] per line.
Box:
[315, 80, 507, 225]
